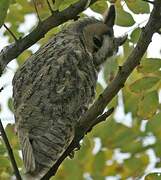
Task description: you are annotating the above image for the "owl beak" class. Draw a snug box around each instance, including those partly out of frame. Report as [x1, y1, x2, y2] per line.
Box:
[115, 34, 128, 46]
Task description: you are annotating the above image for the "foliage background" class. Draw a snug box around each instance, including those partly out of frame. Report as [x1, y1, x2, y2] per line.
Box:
[0, 0, 161, 179]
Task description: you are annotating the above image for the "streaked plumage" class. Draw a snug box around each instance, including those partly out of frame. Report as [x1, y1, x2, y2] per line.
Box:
[13, 5, 126, 179]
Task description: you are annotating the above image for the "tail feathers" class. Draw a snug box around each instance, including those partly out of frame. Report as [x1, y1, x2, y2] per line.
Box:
[20, 125, 74, 179]
[21, 133, 67, 178]
[22, 136, 36, 173]
[23, 173, 40, 180]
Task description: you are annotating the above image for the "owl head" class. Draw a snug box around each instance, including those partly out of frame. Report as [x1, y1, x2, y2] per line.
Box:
[82, 5, 127, 66]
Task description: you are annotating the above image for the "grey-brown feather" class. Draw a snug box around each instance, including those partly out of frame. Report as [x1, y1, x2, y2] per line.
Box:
[13, 18, 99, 177]
[13, 5, 126, 179]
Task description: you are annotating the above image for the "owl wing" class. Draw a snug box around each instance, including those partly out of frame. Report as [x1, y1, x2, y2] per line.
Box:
[13, 41, 97, 178]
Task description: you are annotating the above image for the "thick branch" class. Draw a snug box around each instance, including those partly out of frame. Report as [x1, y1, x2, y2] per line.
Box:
[0, 120, 22, 180]
[0, 0, 97, 75]
[42, 0, 161, 179]
[33, 0, 41, 22]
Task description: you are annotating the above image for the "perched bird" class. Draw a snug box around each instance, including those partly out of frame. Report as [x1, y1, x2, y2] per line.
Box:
[13, 5, 127, 179]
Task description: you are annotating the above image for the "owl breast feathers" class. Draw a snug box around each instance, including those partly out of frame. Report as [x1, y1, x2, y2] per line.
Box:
[12, 5, 126, 179]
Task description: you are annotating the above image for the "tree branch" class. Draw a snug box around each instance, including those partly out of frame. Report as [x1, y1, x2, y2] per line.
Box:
[3, 24, 18, 42]
[0, 0, 97, 75]
[32, 0, 41, 22]
[42, 0, 161, 179]
[46, 0, 54, 14]
[0, 120, 22, 180]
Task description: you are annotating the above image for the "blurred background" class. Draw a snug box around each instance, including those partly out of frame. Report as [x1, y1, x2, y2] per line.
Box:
[0, 0, 161, 179]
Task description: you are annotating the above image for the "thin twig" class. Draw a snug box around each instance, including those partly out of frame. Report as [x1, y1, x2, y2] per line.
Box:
[0, 86, 4, 92]
[46, 0, 54, 14]
[142, 0, 154, 4]
[124, 19, 148, 34]
[33, 0, 41, 22]
[84, 108, 114, 134]
[87, 107, 114, 132]
[3, 24, 18, 42]
[0, 120, 22, 180]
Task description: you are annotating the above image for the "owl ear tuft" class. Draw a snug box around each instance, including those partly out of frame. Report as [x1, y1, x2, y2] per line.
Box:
[104, 5, 116, 27]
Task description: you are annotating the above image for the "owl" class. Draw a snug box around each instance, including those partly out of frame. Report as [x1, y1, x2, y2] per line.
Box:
[13, 5, 126, 179]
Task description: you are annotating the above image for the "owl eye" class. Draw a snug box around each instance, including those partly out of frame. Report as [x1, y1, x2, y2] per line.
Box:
[93, 35, 103, 48]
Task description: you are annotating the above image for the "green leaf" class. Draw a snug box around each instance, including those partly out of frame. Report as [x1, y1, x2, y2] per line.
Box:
[90, 120, 112, 146]
[146, 112, 161, 138]
[130, 27, 141, 43]
[116, 7, 135, 27]
[92, 151, 106, 179]
[125, 0, 150, 14]
[153, 140, 161, 157]
[5, 124, 20, 149]
[96, 83, 104, 99]
[94, 119, 139, 149]
[38, 27, 61, 46]
[62, 159, 83, 180]
[137, 58, 161, 74]
[137, 91, 159, 119]
[121, 140, 143, 154]
[103, 56, 118, 83]
[76, 136, 94, 165]
[124, 153, 149, 177]
[0, 144, 6, 155]
[123, 87, 139, 116]
[13, 150, 23, 167]
[145, 173, 161, 180]
[54, 0, 78, 11]
[7, 97, 14, 113]
[91, 1, 108, 14]
[0, 171, 10, 180]
[10, 0, 16, 3]
[4, 0, 36, 42]
[0, 0, 10, 28]
[0, 156, 10, 169]
[16, 50, 32, 66]
[107, 95, 118, 109]
[123, 39, 134, 58]
[129, 76, 160, 94]
[102, 162, 123, 177]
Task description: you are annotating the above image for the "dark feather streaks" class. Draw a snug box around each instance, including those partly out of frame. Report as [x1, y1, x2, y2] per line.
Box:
[13, 19, 98, 175]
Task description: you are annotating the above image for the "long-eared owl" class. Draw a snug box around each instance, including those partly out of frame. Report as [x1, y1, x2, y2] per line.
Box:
[13, 5, 126, 179]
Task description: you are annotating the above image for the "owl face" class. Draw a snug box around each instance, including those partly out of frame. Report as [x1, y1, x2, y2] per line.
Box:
[82, 5, 127, 66]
